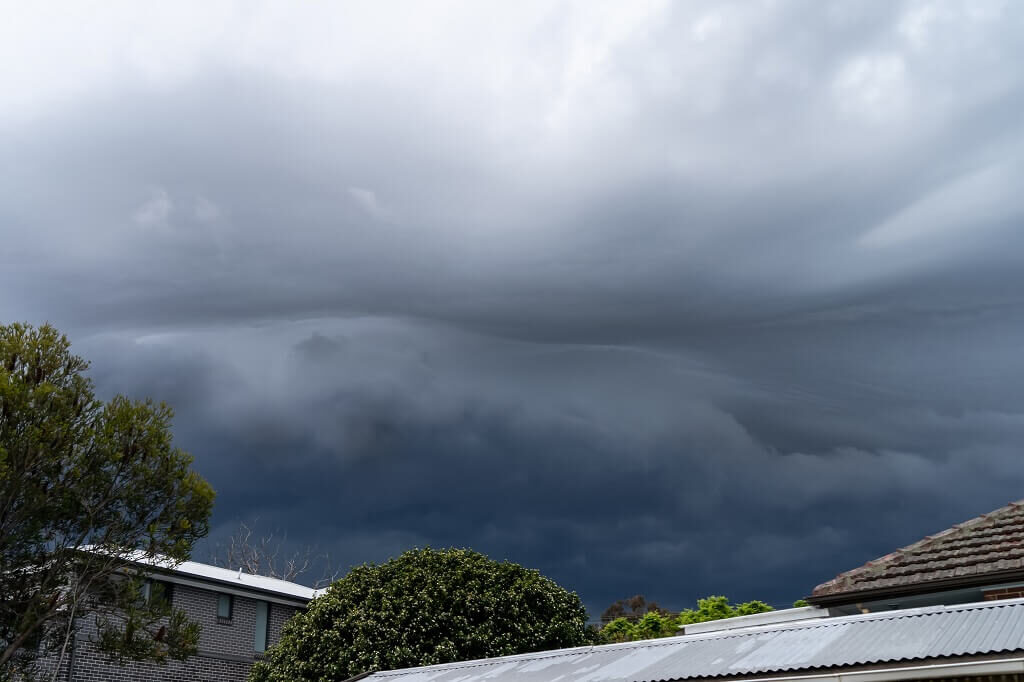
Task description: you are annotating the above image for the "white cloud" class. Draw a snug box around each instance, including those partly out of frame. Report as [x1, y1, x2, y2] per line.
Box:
[691, 13, 723, 42]
[832, 53, 910, 122]
[347, 187, 393, 223]
[859, 163, 1020, 249]
[194, 196, 222, 224]
[133, 188, 173, 228]
[898, 3, 941, 49]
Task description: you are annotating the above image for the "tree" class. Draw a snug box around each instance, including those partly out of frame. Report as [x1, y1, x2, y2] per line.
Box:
[598, 596, 774, 644]
[0, 322, 215, 679]
[209, 520, 339, 588]
[678, 595, 774, 624]
[600, 594, 671, 623]
[250, 547, 594, 681]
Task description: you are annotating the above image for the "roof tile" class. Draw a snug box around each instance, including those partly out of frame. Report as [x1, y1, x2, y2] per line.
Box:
[812, 500, 1024, 600]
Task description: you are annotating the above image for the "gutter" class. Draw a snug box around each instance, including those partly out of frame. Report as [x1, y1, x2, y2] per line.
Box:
[736, 656, 1024, 682]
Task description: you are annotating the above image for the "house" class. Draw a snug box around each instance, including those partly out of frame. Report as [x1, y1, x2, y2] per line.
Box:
[36, 556, 321, 682]
[40, 500, 1024, 681]
[808, 499, 1024, 615]
[351, 500, 1024, 682]
[354, 599, 1024, 682]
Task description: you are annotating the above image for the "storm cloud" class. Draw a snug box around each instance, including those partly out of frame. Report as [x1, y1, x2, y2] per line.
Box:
[3, 0, 1024, 613]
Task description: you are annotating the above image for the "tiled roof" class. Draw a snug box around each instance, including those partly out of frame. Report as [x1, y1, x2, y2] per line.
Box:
[811, 500, 1024, 601]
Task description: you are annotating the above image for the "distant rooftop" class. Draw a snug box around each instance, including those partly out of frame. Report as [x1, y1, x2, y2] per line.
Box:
[810, 499, 1024, 604]
[82, 546, 323, 602]
[360, 598, 1024, 682]
[135, 556, 324, 602]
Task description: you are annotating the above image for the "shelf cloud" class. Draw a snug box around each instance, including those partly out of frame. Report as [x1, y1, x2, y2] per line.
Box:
[3, 0, 1024, 612]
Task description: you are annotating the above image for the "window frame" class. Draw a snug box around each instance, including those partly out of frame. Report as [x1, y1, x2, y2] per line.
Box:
[217, 593, 234, 622]
[253, 600, 270, 653]
[139, 579, 173, 605]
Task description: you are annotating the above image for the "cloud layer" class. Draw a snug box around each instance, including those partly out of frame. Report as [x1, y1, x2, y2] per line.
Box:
[3, 0, 1024, 613]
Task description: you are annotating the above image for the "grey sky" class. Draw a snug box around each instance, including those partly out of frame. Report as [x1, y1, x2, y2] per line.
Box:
[3, 1, 1024, 613]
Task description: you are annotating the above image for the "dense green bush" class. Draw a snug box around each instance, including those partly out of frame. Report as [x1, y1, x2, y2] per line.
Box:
[250, 548, 593, 681]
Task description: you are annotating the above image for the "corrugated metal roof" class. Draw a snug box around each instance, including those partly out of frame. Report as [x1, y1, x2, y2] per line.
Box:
[363, 599, 1024, 682]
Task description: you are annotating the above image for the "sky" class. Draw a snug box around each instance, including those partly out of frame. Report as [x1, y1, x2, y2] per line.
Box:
[3, 0, 1024, 615]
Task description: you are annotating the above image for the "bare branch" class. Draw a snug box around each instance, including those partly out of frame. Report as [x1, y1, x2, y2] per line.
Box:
[209, 520, 336, 585]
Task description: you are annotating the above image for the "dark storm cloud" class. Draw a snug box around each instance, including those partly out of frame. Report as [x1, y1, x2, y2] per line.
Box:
[3, 0, 1024, 613]
[72, 316, 1024, 612]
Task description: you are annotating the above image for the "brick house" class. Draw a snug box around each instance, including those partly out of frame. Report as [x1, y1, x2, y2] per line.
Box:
[808, 499, 1024, 614]
[37, 557, 321, 681]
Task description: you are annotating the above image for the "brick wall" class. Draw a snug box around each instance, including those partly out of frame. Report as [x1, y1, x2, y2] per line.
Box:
[51, 641, 254, 682]
[268, 598, 296, 645]
[181, 584, 260, 659]
[983, 587, 1024, 601]
[29, 581, 305, 681]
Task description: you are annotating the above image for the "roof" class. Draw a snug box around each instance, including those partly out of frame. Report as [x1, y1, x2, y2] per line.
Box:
[680, 606, 828, 635]
[361, 599, 1024, 682]
[811, 499, 1024, 603]
[141, 557, 323, 602]
[81, 546, 322, 602]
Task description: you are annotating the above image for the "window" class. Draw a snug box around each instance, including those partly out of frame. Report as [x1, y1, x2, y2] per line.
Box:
[217, 593, 233, 621]
[139, 579, 173, 605]
[254, 600, 269, 652]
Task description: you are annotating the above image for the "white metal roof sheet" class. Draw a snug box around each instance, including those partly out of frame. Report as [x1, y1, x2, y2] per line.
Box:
[153, 558, 323, 601]
[83, 547, 323, 601]
[363, 599, 1024, 682]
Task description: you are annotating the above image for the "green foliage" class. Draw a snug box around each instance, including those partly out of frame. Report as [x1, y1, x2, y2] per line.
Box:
[792, 599, 809, 608]
[678, 595, 774, 624]
[597, 596, 774, 644]
[596, 617, 637, 644]
[0, 322, 215, 678]
[94, 581, 200, 664]
[631, 611, 677, 640]
[250, 547, 594, 681]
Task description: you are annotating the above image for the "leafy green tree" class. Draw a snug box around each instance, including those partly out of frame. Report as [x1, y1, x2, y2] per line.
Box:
[598, 596, 774, 644]
[0, 322, 215, 679]
[678, 595, 773, 625]
[250, 547, 594, 681]
[597, 617, 637, 644]
[631, 611, 677, 640]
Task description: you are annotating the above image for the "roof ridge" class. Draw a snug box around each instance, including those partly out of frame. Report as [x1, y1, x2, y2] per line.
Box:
[811, 499, 1024, 596]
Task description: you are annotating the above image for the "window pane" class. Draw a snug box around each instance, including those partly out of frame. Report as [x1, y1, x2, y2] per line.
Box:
[157, 581, 173, 604]
[218, 594, 232, 619]
[254, 601, 269, 652]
